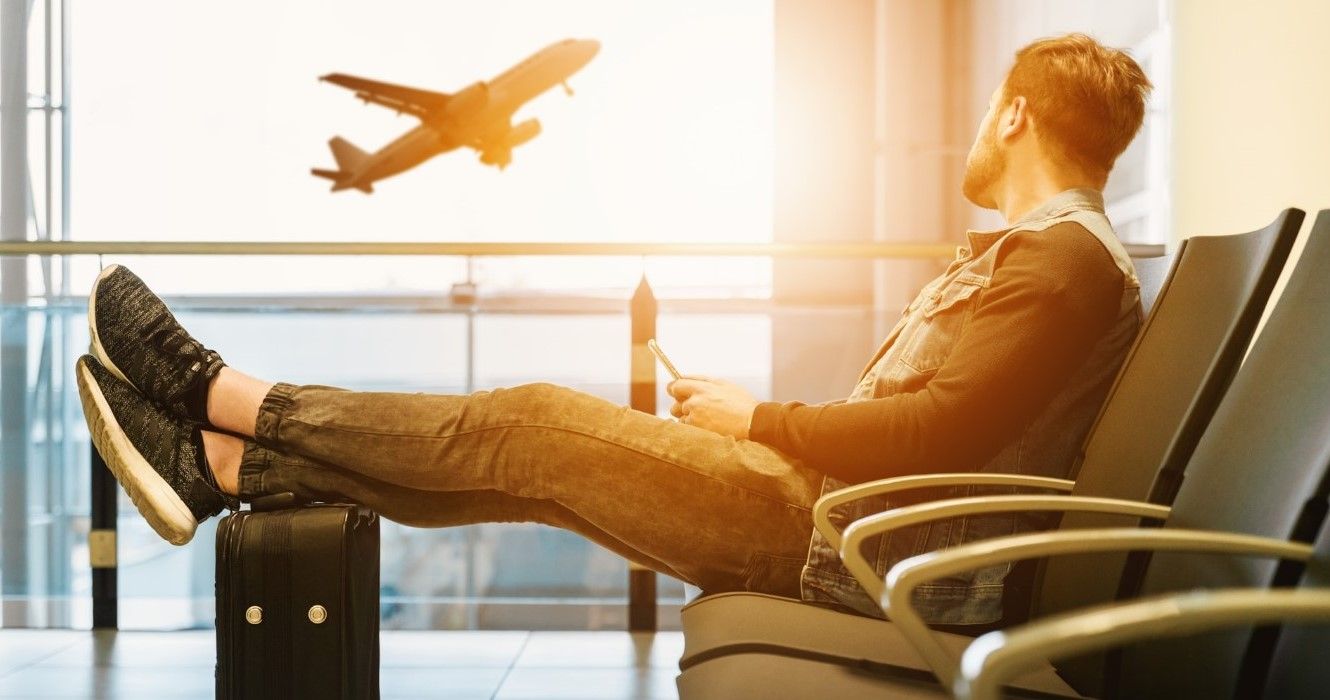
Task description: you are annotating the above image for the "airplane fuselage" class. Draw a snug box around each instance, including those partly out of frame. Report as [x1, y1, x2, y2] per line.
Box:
[350, 126, 448, 186]
[322, 39, 598, 192]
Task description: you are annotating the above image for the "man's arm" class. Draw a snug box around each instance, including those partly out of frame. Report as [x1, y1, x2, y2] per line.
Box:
[748, 224, 1125, 484]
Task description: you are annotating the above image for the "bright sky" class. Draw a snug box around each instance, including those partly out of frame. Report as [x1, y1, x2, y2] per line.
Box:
[70, 0, 773, 294]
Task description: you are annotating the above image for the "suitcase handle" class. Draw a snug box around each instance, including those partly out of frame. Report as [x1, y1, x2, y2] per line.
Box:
[248, 492, 373, 516]
[249, 492, 306, 512]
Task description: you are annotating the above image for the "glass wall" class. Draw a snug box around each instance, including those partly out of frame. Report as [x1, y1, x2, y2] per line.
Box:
[69, 0, 774, 283]
[1, 0, 779, 630]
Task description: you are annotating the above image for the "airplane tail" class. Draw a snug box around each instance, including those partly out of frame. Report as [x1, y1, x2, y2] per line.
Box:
[328, 136, 369, 172]
[311, 137, 373, 193]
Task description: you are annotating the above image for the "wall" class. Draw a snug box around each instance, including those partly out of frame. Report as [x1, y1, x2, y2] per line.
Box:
[771, 0, 879, 402]
[1171, 0, 1330, 241]
[871, 0, 968, 342]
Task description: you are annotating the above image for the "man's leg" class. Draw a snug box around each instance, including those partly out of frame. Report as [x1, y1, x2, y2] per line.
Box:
[234, 444, 692, 580]
[204, 371, 823, 596]
[82, 263, 819, 594]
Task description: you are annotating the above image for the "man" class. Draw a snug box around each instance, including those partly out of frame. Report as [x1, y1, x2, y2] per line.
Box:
[77, 33, 1150, 626]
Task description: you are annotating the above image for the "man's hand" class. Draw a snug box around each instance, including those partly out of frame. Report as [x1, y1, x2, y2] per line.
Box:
[667, 376, 759, 439]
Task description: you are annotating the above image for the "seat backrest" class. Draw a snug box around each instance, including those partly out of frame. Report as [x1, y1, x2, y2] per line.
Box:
[1036, 210, 1304, 620]
[1261, 516, 1330, 699]
[1115, 210, 1330, 698]
[1131, 251, 1176, 317]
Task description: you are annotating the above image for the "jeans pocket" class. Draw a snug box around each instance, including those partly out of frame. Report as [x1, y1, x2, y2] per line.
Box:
[741, 552, 806, 599]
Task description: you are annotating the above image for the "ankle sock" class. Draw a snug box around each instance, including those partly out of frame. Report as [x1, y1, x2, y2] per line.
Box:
[184, 372, 215, 424]
[192, 428, 239, 510]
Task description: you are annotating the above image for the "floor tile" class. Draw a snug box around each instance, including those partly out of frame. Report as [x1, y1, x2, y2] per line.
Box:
[514, 631, 684, 669]
[381, 630, 529, 668]
[381, 666, 509, 699]
[0, 632, 85, 678]
[0, 666, 211, 699]
[0, 629, 685, 699]
[495, 667, 678, 699]
[35, 630, 215, 668]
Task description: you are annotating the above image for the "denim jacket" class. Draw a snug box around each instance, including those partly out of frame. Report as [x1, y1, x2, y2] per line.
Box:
[799, 189, 1142, 624]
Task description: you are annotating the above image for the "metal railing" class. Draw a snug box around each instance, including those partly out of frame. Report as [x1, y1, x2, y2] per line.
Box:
[0, 239, 1165, 258]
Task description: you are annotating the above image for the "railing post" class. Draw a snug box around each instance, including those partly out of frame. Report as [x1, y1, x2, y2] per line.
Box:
[0, 0, 31, 628]
[90, 443, 118, 629]
[627, 273, 658, 632]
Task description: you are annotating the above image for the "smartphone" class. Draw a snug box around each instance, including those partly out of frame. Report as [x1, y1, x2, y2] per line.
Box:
[647, 339, 682, 381]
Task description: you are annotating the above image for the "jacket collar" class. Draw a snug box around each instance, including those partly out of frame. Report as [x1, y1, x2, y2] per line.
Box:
[1013, 187, 1105, 225]
[960, 188, 1106, 260]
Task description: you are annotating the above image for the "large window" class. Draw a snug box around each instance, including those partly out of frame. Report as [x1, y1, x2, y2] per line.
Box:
[3, 0, 775, 630]
[69, 0, 774, 296]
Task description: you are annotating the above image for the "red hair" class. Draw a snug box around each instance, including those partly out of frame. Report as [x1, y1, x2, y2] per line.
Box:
[1002, 33, 1152, 181]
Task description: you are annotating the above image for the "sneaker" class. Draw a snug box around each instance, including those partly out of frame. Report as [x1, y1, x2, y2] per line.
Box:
[76, 354, 231, 545]
[88, 264, 224, 425]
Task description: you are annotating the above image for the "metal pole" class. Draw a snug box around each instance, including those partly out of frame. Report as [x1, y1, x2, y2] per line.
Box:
[626, 274, 658, 631]
[1, 0, 32, 627]
[40, 0, 69, 627]
[464, 256, 475, 394]
[89, 443, 117, 629]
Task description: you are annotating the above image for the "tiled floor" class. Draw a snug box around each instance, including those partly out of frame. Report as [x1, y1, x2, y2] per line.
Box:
[0, 629, 685, 699]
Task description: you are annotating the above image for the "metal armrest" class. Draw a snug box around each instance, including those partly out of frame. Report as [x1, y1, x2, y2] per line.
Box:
[880, 527, 1313, 691]
[957, 588, 1330, 700]
[813, 474, 1076, 549]
[839, 495, 1170, 604]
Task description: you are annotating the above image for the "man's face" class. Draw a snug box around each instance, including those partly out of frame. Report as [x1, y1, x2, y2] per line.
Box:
[962, 87, 1007, 209]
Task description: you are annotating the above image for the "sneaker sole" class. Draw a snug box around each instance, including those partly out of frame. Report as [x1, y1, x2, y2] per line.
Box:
[76, 358, 197, 545]
[88, 264, 135, 389]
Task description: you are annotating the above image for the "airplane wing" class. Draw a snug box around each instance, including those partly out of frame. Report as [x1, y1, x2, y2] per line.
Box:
[320, 73, 450, 117]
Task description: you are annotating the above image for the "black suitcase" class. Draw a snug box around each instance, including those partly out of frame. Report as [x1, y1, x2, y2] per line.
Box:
[215, 495, 380, 699]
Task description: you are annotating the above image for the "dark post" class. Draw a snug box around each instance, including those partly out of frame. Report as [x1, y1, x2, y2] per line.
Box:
[627, 274, 658, 632]
[0, 0, 31, 626]
[90, 444, 118, 629]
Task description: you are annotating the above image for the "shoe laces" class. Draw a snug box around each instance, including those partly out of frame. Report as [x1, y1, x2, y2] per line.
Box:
[141, 314, 214, 404]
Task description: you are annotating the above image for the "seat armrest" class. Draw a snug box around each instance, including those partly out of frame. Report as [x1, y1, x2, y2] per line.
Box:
[839, 495, 1170, 604]
[879, 527, 1313, 692]
[813, 474, 1075, 549]
[957, 587, 1330, 700]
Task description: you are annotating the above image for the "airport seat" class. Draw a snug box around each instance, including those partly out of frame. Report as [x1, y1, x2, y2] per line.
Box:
[676, 211, 1303, 693]
[676, 209, 1330, 699]
[955, 517, 1330, 700]
[1127, 252, 1173, 318]
[1255, 519, 1330, 699]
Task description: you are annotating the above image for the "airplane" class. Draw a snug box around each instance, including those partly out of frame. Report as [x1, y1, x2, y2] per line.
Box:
[312, 38, 600, 193]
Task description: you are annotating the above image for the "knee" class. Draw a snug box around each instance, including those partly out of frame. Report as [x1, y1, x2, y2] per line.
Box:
[489, 382, 616, 430]
[507, 382, 569, 404]
[496, 382, 584, 418]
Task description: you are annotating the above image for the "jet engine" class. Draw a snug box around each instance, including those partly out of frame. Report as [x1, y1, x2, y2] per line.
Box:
[445, 81, 489, 118]
[478, 120, 543, 169]
[479, 147, 512, 169]
[503, 119, 542, 148]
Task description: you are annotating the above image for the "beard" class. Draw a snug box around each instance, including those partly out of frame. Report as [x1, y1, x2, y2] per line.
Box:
[961, 124, 1005, 209]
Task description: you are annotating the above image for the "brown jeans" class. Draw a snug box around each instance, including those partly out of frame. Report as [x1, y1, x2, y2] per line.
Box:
[236, 381, 822, 596]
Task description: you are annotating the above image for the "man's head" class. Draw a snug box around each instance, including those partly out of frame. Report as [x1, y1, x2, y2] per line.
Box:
[962, 33, 1152, 209]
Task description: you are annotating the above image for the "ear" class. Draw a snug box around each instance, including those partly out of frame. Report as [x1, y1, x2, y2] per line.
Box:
[997, 95, 1029, 142]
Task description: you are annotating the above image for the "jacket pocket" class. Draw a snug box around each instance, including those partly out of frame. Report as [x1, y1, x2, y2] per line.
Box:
[900, 278, 985, 373]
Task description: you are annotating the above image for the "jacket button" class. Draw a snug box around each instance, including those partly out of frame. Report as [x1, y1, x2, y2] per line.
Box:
[308, 605, 328, 624]
[244, 606, 262, 625]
